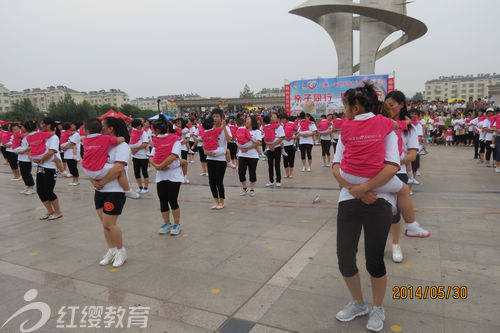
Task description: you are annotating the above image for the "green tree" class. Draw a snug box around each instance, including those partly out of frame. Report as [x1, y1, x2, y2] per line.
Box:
[240, 84, 254, 98]
[74, 100, 97, 120]
[119, 104, 143, 119]
[0, 98, 42, 122]
[411, 92, 424, 102]
[47, 94, 78, 122]
[94, 104, 119, 117]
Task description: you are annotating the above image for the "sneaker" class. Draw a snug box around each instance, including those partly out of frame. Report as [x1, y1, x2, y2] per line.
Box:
[200, 172, 207, 176]
[411, 179, 421, 185]
[140, 188, 149, 194]
[407, 178, 415, 185]
[392, 244, 403, 263]
[159, 223, 172, 235]
[188, 149, 195, 154]
[184, 178, 191, 184]
[496, 167, 500, 173]
[135, 188, 143, 193]
[416, 171, 421, 176]
[301, 167, 306, 172]
[281, 150, 288, 157]
[112, 249, 127, 267]
[404, 222, 431, 238]
[10, 177, 21, 181]
[227, 161, 237, 169]
[240, 188, 249, 196]
[20, 189, 28, 194]
[366, 306, 385, 332]
[39, 214, 51, 220]
[276, 182, 281, 187]
[48, 213, 63, 220]
[265, 182, 274, 187]
[410, 190, 414, 195]
[125, 191, 142, 200]
[249, 190, 255, 197]
[306, 167, 311, 172]
[99, 249, 116, 265]
[335, 300, 368, 322]
[25, 189, 36, 195]
[490, 144, 496, 149]
[170, 224, 181, 236]
[68, 182, 80, 186]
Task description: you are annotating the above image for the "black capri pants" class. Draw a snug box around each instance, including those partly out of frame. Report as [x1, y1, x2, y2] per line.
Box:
[132, 158, 149, 179]
[181, 150, 188, 160]
[321, 140, 331, 157]
[283, 145, 296, 168]
[207, 160, 227, 199]
[238, 157, 258, 183]
[411, 154, 420, 172]
[228, 142, 237, 160]
[19, 161, 35, 187]
[267, 147, 282, 183]
[337, 198, 393, 278]
[300, 144, 313, 160]
[198, 146, 207, 162]
[157, 180, 181, 212]
[36, 167, 57, 202]
[6, 151, 18, 170]
[479, 140, 486, 154]
[485, 140, 494, 161]
[332, 140, 338, 154]
[65, 159, 79, 178]
[1, 146, 7, 159]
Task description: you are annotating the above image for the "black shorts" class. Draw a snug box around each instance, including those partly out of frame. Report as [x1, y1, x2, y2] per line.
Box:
[6, 151, 18, 170]
[94, 191, 126, 215]
[181, 150, 188, 160]
[392, 173, 408, 224]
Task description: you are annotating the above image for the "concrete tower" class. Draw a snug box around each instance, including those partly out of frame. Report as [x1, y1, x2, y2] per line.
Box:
[290, 0, 427, 75]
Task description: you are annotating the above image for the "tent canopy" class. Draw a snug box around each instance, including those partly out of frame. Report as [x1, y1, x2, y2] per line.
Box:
[148, 113, 175, 121]
[98, 109, 133, 121]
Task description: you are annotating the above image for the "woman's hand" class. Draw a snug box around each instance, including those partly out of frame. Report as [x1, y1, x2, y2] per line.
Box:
[205, 150, 216, 157]
[240, 148, 249, 153]
[360, 191, 378, 205]
[90, 178, 104, 190]
[349, 183, 369, 199]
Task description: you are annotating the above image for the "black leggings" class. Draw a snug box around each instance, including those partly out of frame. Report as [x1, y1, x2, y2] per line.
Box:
[6, 151, 18, 170]
[181, 150, 188, 161]
[479, 140, 486, 154]
[238, 157, 258, 183]
[36, 167, 57, 202]
[332, 140, 338, 154]
[1, 146, 7, 159]
[157, 180, 181, 212]
[485, 140, 495, 161]
[133, 158, 149, 179]
[411, 154, 420, 172]
[19, 161, 35, 187]
[283, 145, 296, 168]
[198, 146, 207, 163]
[473, 134, 479, 158]
[207, 160, 226, 199]
[228, 142, 237, 160]
[300, 144, 313, 160]
[65, 159, 79, 178]
[321, 140, 331, 157]
[267, 147, 282, 183]
[337, 199, 393, 278]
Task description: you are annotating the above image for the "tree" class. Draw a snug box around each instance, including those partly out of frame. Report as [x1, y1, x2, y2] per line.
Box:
[74, 100, 97, 120]
[94, 104, 119, 117]
[240, 84, 254, 98]
[411, 92, 424, 102]
[47, 94, 78, 122]
[0, 98, 42, 122]
[119, 104, 143, 119]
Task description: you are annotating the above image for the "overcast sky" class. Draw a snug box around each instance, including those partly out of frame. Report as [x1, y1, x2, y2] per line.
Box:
[1, 0, 498, 99]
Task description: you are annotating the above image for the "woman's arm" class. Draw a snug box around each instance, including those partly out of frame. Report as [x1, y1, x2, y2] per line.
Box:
[156, 154, 178, 170]
[332, 164, 353, 189]
[61, 142, 75, 151]
[95, 162, 125, 188]
[348, 164, 399, 199]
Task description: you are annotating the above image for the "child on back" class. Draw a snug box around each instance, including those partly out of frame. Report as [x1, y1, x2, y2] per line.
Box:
[198, 117, 236, 169]
[235, 117, 263, 155]
[333, 84, 429, 238]
[82, 118, 140, 199]
[26, 127, 68, 176]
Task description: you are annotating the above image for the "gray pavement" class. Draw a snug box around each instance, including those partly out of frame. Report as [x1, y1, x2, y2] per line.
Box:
[0, 144, 499, 333]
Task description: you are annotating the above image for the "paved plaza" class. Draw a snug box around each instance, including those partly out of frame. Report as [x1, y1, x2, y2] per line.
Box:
[0, 145, 499, 333]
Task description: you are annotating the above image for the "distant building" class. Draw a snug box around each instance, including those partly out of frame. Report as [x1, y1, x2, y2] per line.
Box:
[86, 89, 129, 107]
[425, 73, 500, 101]
[130, 93, 203, 111]
[0, 84, 10, 113]
[255, 87, 285, 98]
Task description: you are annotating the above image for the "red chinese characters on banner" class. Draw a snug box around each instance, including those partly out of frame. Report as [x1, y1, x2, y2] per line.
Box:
[388, 78, 395, 93]
[285, 84, 291, 115]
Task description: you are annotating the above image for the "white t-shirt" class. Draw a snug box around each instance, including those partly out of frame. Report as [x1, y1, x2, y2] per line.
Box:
[153, 140, 184, 183]
[196, 127, 204, 147]
[478, 121, 485, 140]
[39, 135, 60, 169]
[398, 125, 419, 174]
[98, 142, 130, 193]
[415, 123, 424, 137]
[206, 126, 232, 162]
[15, 136, 30, 162]
[189, 126, 196, 142]
[5, 135, 14, 153]
[180, 128, 190, 151]
[483, 119, 494, 141]
[62, 132, 81, 161]
[333, 132, 399, 210]
[320, 125, 332, 141]
[298, 123, 317, 145]
[130, 131, 149, 159]
[237, 130, 262, 159]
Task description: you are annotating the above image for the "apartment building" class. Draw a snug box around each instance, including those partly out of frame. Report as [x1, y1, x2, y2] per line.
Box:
[425, 73, 500, 101]
[0, 84, 10, 112]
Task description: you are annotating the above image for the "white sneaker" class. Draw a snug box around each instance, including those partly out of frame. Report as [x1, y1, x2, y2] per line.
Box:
[404, 221, 430, 238]
[366, 306, 385, 332]
[25, 189, 36, 195]
[411, 179, 421, 185]
[410, 190, 414, 195]
[140, 188, 149, 194]
[301, 167, 306, 172]
[275, 182, 281, 187]
[227, 161, 237, 169]
[68, 182, 80, 186]
[249, 190, 255, 197]
[20, 189, 28, 194]
[99, 249, 116, 265]
[112, 248, 127, 267]
[240, 188, 249, 196]
[336, 300, 368, 322]
[135, 188, 142, 193]
[159, 223, 172, 235]
[184, 178, 190, 184]
[496, 167, 500, 173]
[10, 178, 21, 181]
[125, 191, 141, 199]
[265, 182, 274, 187]
[281, 150, 288, 157]
[416, 171, 421, 176]
[392, 244, 403, 263]
[200, 172, 207, 176]
[407, 178, 415, 185]
[306, 167, 311, 172]
[170, 224, 181, 236]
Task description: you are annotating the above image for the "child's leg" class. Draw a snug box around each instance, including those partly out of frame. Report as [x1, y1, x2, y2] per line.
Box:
[117, 169, 131, 192]
[181, 159, 188, 176]
[396, 184, 415, 223]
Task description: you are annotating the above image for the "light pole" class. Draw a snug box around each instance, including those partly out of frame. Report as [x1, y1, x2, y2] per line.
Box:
[157, 98, 161, 114]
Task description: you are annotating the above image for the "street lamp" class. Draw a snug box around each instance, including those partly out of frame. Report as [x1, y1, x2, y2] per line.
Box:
[157, 98, 161, 114]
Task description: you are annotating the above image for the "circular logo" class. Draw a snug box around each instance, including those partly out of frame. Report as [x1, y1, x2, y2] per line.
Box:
[104, 202, 114, 212]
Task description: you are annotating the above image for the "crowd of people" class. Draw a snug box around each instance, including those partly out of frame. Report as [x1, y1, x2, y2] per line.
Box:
[0, 89, 498, 332]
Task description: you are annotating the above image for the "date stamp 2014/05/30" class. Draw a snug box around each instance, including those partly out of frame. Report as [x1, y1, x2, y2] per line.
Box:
[393, 286, 468, 300]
